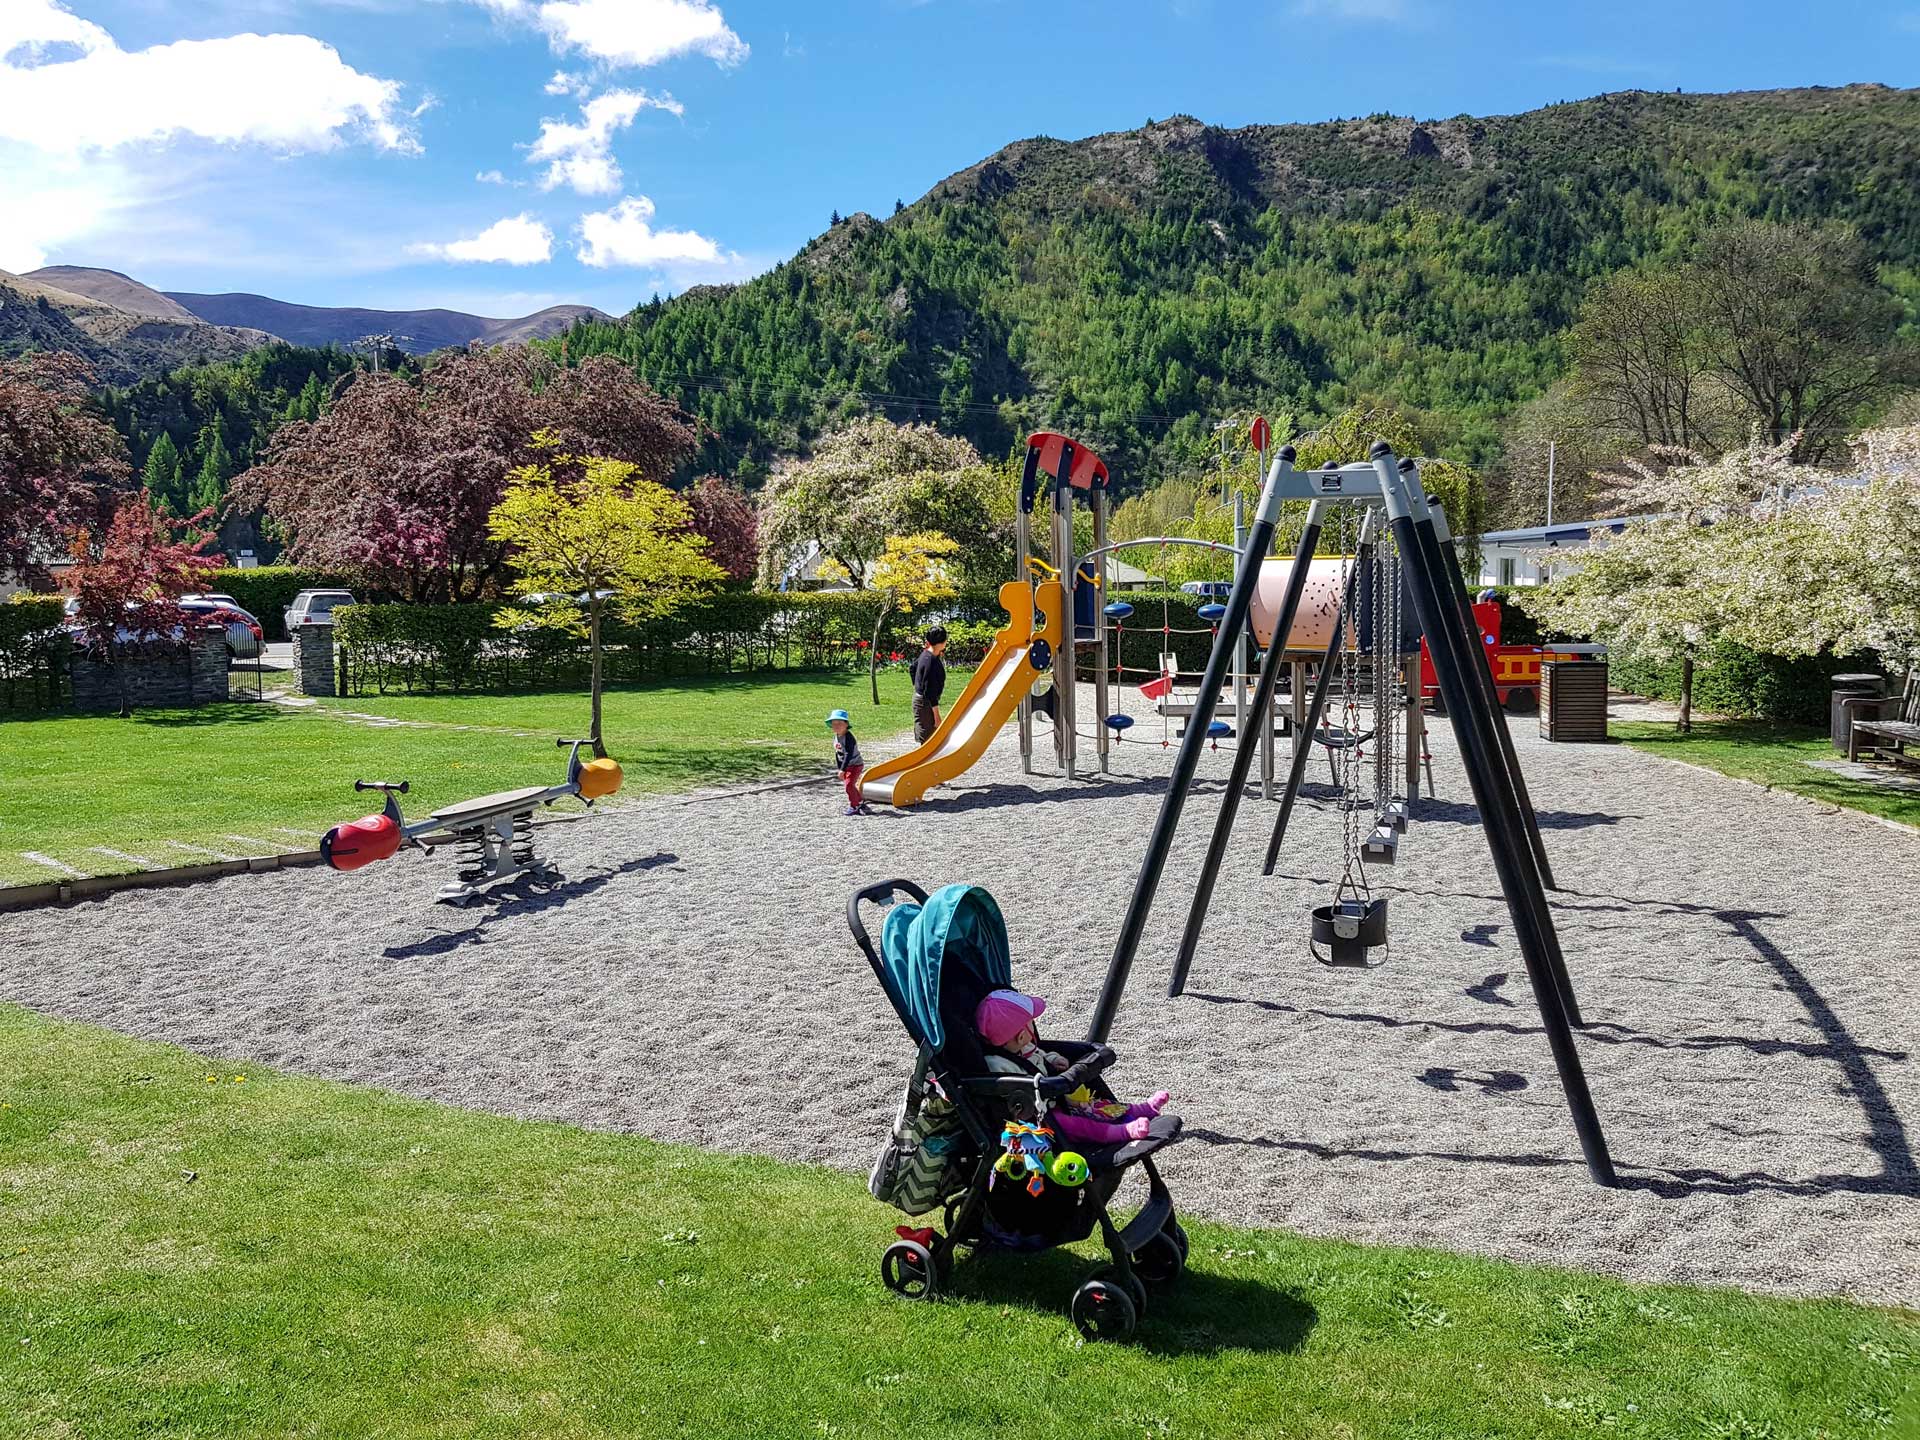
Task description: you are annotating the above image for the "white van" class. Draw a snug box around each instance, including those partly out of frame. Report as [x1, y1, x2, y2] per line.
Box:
[283, 589, 357, 634]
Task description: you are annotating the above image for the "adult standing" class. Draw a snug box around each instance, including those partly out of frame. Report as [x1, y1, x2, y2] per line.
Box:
[910, 626, 949, 744]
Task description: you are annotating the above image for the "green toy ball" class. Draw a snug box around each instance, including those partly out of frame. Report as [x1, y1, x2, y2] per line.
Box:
[1048, 1151, 1091, 1187]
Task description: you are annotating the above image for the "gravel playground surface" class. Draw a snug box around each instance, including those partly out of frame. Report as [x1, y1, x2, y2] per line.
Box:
[3, 689, 1916, 1308]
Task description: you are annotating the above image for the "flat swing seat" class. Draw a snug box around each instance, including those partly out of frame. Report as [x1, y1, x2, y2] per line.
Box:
[429, 785, 552, 827]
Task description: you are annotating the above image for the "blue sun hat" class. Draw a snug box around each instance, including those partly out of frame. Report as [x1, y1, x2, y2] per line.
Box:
[826, 708, 851, 726]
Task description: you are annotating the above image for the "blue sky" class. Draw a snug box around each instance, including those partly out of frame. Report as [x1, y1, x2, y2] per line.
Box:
[2, 0, 1915, 320]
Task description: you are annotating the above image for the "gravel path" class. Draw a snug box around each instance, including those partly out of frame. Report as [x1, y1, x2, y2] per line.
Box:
[3, 689, 1915, 1307]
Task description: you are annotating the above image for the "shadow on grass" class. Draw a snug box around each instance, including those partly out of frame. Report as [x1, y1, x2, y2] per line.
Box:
[382, 852, 679, 959]
[0, 701, 282, 728]
[944, 1246, 1317, 1357]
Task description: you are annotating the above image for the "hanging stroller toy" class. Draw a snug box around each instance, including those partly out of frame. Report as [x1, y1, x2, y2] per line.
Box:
[849, 880, 1186, 1342]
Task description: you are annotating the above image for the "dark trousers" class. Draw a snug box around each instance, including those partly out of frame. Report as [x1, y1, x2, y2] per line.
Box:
[913, 699, 939, 744]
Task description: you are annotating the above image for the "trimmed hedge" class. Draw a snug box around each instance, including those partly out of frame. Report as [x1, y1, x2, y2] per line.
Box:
[202, 567, 358, 641]
[1607, 641, 1888, 728]
[1, 596, 70, 711]
[331, 588, 1012, 696]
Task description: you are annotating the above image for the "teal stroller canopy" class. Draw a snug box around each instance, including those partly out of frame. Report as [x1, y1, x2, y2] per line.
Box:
[878, 883, 1012, 1051]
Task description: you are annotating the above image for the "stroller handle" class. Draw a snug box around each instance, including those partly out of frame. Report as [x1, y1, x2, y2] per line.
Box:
[846, 879, 930, 971]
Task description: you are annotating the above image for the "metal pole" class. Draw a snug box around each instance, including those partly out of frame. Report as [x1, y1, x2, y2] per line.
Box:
[1263, 517, 1376, 875]
[1052, 444, 1075, 777]
[1404, 473, 1582, 1024]
[1429, 503, 1558, 892]
[1376, 447, 1615, 1188]
[1093, 488, 1110, 775]
[1545, 440, 1556, 528]
[1168, 505, 1358, 997]
[1233, 491, 1247, 746]
[1015, 448, 1038, 776]
[1088, 451, 1320, 1042]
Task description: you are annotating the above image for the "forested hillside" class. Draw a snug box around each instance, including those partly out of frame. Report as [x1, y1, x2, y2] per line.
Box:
[551, 85, 1920, 485]
[98, 344, 364, 528]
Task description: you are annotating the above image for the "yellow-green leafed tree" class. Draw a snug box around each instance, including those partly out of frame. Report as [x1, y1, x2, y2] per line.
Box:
[823, 532, 958, 704]
[490, 451, 724, 756]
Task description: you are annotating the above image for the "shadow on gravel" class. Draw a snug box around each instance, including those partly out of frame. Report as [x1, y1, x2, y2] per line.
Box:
[931, 773, 1197, 813]
[1409, 798, 1639, 829]
[946, 1247, 1317, 1357]
[381, 852, 679, 959]
[1186, 895, 1919, 1202]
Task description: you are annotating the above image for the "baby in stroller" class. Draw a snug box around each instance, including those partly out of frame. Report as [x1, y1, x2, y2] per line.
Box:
[975, 988, 1173, 1145]
[850, 879, 1186, 1342]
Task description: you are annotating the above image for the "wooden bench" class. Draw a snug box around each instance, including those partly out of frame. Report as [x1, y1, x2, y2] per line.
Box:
[1848, 676, 1920, 768]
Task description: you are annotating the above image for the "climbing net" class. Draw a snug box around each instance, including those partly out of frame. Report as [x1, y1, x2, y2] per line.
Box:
[1095, 540, 1245, 753]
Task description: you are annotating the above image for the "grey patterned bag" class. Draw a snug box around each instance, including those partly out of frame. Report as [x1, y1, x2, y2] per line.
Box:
[869, 1052, 963, 1215]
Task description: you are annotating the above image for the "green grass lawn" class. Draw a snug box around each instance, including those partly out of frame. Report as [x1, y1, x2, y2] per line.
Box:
[0, 671, 929, 887]
[1613, 720, 1920, 831]
[0, 1007, 1909, 1440]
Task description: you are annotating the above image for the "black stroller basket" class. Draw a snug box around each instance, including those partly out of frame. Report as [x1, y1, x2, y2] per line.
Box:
[848, 878, 1187, 1342]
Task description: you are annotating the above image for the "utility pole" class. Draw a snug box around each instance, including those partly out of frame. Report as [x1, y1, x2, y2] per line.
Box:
[1545, 440, 1556, 528]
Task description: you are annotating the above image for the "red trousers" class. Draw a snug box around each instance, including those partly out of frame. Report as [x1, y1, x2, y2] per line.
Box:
[841, 764, 864, 807]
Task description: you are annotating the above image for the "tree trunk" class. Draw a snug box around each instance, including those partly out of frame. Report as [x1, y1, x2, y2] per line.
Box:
[589, 599, 607, 758]
[1678, 651, 1694, 735]
[113, 641, 130, 719]
[869, 607, 886, 706]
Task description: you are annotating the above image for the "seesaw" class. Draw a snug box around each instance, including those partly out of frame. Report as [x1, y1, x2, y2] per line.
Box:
[321, 738, 623, 904]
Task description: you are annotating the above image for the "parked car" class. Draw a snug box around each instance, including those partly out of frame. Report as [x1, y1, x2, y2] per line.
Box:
[180, 598, 263, 659]
[1178, 581, 1232, 599]
[284, 589, 357, 635]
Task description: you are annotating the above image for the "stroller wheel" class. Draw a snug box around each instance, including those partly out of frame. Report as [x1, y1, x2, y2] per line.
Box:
[1131, 1229, 1185, 1287]
[881, 1239, 939, 1301]
[1070, 1277, 1137, 1342]
[1089, 1263, 1148, 1317]
[1169, 1218, 1190, 1262]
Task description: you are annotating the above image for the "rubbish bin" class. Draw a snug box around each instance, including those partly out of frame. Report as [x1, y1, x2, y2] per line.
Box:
[1830, 673, 1883, 752]
[1540, 660, 1609, 743]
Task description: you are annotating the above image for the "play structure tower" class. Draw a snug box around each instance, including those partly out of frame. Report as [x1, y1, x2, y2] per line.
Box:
[1015, 431, 1114, 780]
[860, 433, 1104, 807]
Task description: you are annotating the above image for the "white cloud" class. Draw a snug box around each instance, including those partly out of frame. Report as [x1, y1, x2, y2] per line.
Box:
[575, 195, 725, 268]
[544, 68, 587, 95]
[525, 88, 681, 195]
[475, 168, 519, 185]
[408, 213, 554, 265]
[0, 147, 136, 272]
[472, 0, 747, 69]
[0, 0, 420, 156]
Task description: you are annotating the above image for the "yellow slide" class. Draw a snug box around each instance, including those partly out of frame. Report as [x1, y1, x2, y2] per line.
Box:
[861, 577, 1064, 808]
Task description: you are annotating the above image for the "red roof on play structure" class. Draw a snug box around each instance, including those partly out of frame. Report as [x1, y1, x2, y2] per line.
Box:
[1025, 432, 1110, 490]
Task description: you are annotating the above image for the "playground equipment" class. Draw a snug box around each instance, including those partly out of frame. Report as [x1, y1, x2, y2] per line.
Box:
[1085, 442, 1619, 1190]
[321, 738, 623, 904]
[862, 432, 1101, 807]
[1421, 594, 1606, 713]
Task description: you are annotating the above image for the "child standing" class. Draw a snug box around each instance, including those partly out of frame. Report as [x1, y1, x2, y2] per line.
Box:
[910, 626, 949, 744]
[827, 708, 868, 816]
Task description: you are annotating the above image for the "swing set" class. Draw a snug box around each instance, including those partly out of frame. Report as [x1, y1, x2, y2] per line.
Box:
[1082, 441, 1618, 1190]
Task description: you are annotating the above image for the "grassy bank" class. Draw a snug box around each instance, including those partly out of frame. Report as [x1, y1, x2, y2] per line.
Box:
[1613, 720, 1920, 831]
[0, 1005, 1911, 1439]
[0, 671, 929, 886]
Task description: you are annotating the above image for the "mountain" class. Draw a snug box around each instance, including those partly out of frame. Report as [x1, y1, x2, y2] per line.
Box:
[551, 84, 1920, 483]
[157, 290, 609, 353]
[1, 267, 269, 385]
[20, 265, 611, 365]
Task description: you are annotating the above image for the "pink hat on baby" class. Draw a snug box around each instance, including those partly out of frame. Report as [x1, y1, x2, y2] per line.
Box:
[975, 989, 1046, 1047]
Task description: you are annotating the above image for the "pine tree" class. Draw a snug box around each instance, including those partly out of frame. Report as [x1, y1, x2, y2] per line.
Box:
[830, 210, 842, 227]
[893, 199, 904, 216]
[142, 432, 184, 513]
[191, 426, 231, 517]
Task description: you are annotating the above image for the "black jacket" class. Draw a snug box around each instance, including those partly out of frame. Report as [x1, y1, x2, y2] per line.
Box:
[834, 729, 864, 772]
[911, 649, 947, 706]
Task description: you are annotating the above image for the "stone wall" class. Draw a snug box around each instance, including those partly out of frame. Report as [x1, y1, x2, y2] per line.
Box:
[292, 624, 336, 696]
[72, 631, 229, 712]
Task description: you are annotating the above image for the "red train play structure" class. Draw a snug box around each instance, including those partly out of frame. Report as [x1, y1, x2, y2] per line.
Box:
[1421, 594, 1605, 713]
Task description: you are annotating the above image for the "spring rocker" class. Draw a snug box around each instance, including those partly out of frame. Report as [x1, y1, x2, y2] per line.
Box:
[320, 738, 624, 904]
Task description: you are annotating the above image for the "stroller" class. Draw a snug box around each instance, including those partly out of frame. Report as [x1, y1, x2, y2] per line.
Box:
[849, 879, 1186, 1341]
